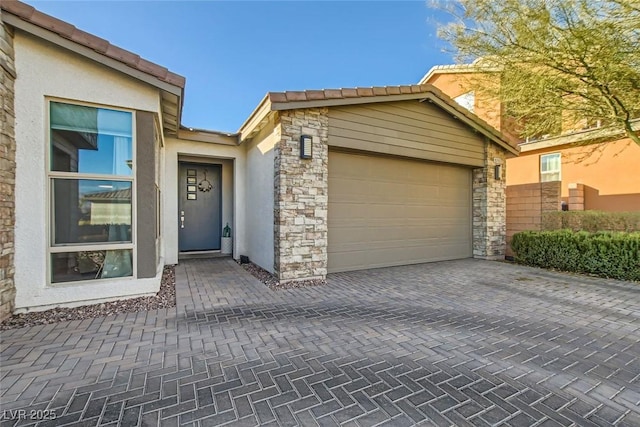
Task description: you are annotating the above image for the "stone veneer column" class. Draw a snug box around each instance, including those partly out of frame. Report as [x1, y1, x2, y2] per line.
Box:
[274, 108, 329, 282]
[472, 142, 507, 259]
[0, 18, 16, 321]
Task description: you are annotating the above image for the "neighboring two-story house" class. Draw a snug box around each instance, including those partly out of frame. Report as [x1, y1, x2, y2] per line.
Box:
[420, 63, 640, 212]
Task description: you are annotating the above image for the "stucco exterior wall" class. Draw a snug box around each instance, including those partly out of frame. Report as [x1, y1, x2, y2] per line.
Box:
[244, 122, 276, 273]
[0, 19, 16, 320]
[507, 138, 640, 212]
[13, 31, 162, 310]
[163, 137, 245, 265]
[427, 72, 503, 133]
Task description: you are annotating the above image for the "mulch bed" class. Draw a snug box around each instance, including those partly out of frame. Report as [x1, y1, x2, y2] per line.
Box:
[0, 265, 176, 331]
[240, 261, 326, 290]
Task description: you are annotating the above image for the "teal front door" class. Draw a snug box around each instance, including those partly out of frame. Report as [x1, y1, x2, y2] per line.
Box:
[178, 162, 222, 252]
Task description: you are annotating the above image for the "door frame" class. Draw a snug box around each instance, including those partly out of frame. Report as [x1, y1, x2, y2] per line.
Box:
[177, 160, 223, 253]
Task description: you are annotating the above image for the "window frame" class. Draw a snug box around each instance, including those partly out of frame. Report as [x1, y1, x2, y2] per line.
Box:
[540, 152, 561, 182]
[46, 98, 137, 285]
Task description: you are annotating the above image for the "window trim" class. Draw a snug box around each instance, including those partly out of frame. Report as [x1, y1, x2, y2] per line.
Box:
[540, 152, 561, 182]
[46, 98, 137, 285]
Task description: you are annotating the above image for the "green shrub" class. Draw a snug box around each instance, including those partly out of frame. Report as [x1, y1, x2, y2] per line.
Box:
[511, 230, 640, 281]
[542, 211, 640, 233]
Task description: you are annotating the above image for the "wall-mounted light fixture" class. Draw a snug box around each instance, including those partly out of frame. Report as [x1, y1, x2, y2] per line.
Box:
[493, 157, 503, 180]
[300, 135, 312, 159]
[494, 164, 502, 180]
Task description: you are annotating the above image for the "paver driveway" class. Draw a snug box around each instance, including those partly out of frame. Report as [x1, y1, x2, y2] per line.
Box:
[1, 259, 639, 426]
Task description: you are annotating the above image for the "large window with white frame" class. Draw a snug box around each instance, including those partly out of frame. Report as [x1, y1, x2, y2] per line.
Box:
[48, 101, 135, 283]
[540, 153, 561, 182]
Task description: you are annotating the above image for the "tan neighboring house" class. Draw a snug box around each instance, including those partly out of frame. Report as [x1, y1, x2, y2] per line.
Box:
[0, 1, 517, 319]
[420, 64, 640, 212]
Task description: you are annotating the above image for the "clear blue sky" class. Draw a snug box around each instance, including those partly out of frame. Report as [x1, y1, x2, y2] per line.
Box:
[27, 1, 455, 133]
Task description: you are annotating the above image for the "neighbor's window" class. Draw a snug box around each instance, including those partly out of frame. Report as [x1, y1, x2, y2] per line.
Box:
[48, 101, 134, 283]
[540, 153, 561, 182]
[454, 91, 475, 113]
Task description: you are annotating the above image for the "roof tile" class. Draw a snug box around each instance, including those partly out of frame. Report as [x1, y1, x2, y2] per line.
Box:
[399, 85, 413, 94]
[29, 11, 75, 37]
[104, 44, 140, 67]
[386, 86, 401, 95]
[324, 89, 344, 99]
[306, 90, 326, 100]
[269, 92, 288, 103]
[285, 91, 308, 102]
[356, 87, 374, 97]
[342, 88, 359, 98]
[165, 72, 186, 88]
[1, 0, 34, 19]
[372, 86, 388, 96]
[1, 0, 185, 89]
[136, 58, 169, 79]
[69, 29, 109, 53]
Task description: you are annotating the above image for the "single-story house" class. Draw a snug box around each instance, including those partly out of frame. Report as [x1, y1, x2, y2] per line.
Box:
[0, 1, 517, 317]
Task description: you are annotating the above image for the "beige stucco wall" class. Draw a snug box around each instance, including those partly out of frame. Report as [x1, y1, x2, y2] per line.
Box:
[244, 122, 277, 273]
[507, 138, 640, 211]
[13, 31, 163, 310]
[163, 137, 246, 265]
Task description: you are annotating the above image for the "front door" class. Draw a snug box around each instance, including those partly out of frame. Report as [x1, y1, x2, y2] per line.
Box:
[178, 162, 222, 252]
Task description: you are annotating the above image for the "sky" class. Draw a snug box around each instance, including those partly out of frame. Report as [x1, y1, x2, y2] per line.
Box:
[26, 1, 456, 133]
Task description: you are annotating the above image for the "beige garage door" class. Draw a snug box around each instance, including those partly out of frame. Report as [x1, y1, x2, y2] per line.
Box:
[328, 151, 472, 273]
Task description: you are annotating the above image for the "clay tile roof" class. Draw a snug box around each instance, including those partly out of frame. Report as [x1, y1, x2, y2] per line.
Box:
[285, 91, 308, 102]
[1, 0, 185, 89]
[267, 84, 439, 104]
[324, 89, 344, 99]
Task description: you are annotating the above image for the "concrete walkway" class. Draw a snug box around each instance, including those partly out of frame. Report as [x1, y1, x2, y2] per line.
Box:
[1, 258, 639, 426]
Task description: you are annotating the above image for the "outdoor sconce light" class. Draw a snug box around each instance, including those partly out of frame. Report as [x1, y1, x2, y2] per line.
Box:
[300, 135, 312, 159]
[493, 157, 503, 180]
[494, 164, 502, 180]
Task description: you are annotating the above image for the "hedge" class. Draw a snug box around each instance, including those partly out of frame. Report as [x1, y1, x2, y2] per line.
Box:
[542, 211, 640, 233]
[511, 230, 640, 281]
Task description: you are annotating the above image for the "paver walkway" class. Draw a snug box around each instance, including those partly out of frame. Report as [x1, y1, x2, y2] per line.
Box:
[1, 258, 639, 426]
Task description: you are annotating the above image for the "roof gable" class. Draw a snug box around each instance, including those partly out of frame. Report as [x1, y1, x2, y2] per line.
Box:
[240, 84, 519, 156]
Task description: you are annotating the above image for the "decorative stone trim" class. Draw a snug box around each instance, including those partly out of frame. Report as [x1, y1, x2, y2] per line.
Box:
[274, 108, 329, 282]
[0, 20, 16, 321]
[473, 141, 508, 259]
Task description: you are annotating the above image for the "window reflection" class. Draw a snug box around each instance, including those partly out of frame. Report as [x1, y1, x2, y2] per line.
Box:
[51, 250, 133, 283]
[53, 179, 132, 244]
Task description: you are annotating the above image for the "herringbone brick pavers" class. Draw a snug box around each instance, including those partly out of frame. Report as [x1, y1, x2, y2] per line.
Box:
[1, 258, 639, 426]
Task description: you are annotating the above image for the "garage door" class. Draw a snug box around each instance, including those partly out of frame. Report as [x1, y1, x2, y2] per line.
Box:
[328, 151, 472, 273]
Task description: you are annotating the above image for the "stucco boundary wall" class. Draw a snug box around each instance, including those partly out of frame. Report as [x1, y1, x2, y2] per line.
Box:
[0, 18, 16, 321]
[506, 181, 561, 257]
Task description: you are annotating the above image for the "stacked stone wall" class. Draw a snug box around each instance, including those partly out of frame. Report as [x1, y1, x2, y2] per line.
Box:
[274, 108, 329, 282]
[473, 142, 507, 259]
[0, 19, 16, 321]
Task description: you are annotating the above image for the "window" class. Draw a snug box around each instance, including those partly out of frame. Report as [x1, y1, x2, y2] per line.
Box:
[454, 91, 475, 113]
[48, 101, 134, 283]
[540, 153, 561, 182]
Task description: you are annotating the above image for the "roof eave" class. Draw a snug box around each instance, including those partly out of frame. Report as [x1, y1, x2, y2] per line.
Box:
[420, 91, 519, 156]
[3, 8, 185, 135]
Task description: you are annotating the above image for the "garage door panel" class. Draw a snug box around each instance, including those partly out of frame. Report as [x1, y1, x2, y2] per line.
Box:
[328, 151, 472, 273]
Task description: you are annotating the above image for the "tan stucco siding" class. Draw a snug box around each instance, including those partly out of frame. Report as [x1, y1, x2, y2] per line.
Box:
[327, 100, 486, 167]
[507, 138, 640, 211]
[245, 122, 277, 273]
[426, 73, 503, 133]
